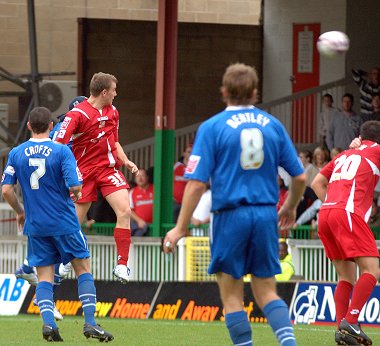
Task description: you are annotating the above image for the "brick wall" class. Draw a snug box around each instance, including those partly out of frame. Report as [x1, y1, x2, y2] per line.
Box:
[0, 0, 262, 144]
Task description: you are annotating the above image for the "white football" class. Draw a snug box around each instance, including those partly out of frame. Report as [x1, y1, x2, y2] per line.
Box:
[317, 31, 349, 57]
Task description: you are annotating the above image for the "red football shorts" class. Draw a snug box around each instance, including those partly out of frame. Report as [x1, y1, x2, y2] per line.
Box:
[318, 208, 379, 260]
[78, 166, 130, 203]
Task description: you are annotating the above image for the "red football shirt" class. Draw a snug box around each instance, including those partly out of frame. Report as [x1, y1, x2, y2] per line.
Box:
[173, 162, 188, 204]
[129, 184, 154, 223]
[320, 140, 380, 221]
[55, 100, 122, 171]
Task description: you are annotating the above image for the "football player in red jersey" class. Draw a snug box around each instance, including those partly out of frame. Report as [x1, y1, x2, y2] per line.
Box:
[56, 72, 138, 283]
[312, 120, 380, 345]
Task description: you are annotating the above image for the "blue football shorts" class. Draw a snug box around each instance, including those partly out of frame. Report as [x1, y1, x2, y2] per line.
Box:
[208, 205, 281, 279]
[27, 230, 90, 267]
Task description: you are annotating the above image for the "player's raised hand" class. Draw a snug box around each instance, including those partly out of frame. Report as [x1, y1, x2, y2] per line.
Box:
[350, 136, 362, 149]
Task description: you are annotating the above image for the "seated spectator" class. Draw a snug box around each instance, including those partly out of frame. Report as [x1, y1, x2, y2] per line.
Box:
[326, 93, 362, 151]
[86, 190, 116, 231]
[173, 144, 192, 221]
[362, 93, 380, 123]
[330, 147, 343, 161]
[352, 67, 380, 115]
[299, 150, 319, 186]
[129, 169, 154, 236]
[318, 93, 336, 147]
[275, 240, 295, 282]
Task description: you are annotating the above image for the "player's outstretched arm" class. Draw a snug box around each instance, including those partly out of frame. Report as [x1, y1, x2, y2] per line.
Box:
[115, 142, 139, 175]
[163, 180, 206, 254]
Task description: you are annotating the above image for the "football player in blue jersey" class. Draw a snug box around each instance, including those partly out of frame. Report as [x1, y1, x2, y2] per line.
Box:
[164, 63, 306, 346]
[14, 95, 88, 321]
[2, 107, 113, 342]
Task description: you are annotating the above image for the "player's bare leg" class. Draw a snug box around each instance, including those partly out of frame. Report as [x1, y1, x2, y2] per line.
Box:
[106, 189, 132, 282]
[75, 202, 92, 224]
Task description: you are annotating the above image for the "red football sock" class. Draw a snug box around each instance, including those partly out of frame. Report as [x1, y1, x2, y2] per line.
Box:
[334, 280, 353, 328]
[114, 228, 131, 266]
[345, 273, 377, 324]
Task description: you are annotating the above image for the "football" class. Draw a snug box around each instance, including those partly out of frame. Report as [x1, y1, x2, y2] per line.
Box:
[317, 31, 349, 57]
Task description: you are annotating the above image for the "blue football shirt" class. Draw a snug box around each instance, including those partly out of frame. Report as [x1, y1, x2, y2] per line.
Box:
[1, 138, 82, 236]
[185, 105, 304, 211]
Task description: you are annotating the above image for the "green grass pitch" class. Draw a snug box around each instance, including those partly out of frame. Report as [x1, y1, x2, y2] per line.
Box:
[0, 315, 379, 345]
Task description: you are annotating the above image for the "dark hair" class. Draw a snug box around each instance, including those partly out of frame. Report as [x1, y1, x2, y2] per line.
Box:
[28, 107, 52, 134]
[360, 121, 380, 144]
[342, 93, 354, 103]
[323, 93, 333, 102]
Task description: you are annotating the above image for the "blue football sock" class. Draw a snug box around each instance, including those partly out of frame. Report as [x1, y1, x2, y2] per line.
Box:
[36, 281, 56, 328]
[78, 273, 97, 326]
[225, 310, 253, 346]
[263, 299, 296, 346]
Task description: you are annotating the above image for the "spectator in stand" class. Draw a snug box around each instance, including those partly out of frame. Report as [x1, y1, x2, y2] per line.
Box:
[129, 168, 153, 236]
[318, 93, 336, 147]
[85, 190, 117, 232]
[352, 67, 380, 115]
[312, 146, 330, 170]
[362, 93, 380, 123]
[299, 150, 319, 187]
[330, 147, 343, 161]
[368, 198, 380, 231]
[275, 241, 295, 282]
[276, 175, 288, 211]
[173, 144, 192, 221]
[326, 93, 362, 151]
[191, 184, 211, 226]
[190, 184, 212, 236]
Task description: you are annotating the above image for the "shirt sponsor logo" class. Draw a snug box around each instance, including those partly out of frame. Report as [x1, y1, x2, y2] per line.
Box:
[60, 116, 72, 130]
[4, 165, 15, 176]
[186, 155, 201, 174]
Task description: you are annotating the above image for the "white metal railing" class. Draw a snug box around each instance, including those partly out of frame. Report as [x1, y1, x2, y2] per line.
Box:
[0, 235, 186, 282]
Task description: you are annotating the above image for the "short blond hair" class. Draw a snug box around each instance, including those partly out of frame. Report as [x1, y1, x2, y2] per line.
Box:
[222, 63, 258, 105]
[90, 72, 118, 97]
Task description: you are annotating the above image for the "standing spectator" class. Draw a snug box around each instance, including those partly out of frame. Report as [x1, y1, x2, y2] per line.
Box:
[312, 146, 329, 170]
[362, 93, 380, 123]
[318, 93, 336, 147]
[326, 93, 362, 151]
[1, 107, 113, 342]
[129, 168, 154, 236]
[56, 72, 139, 283]
[164, 63, 305, 346]
[311, 120, 380, 345]
[352, 67, 380, 114]
[173, 144, 192, 221]
[275, 241, 295, 282]
[298, 150, 319, 187]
